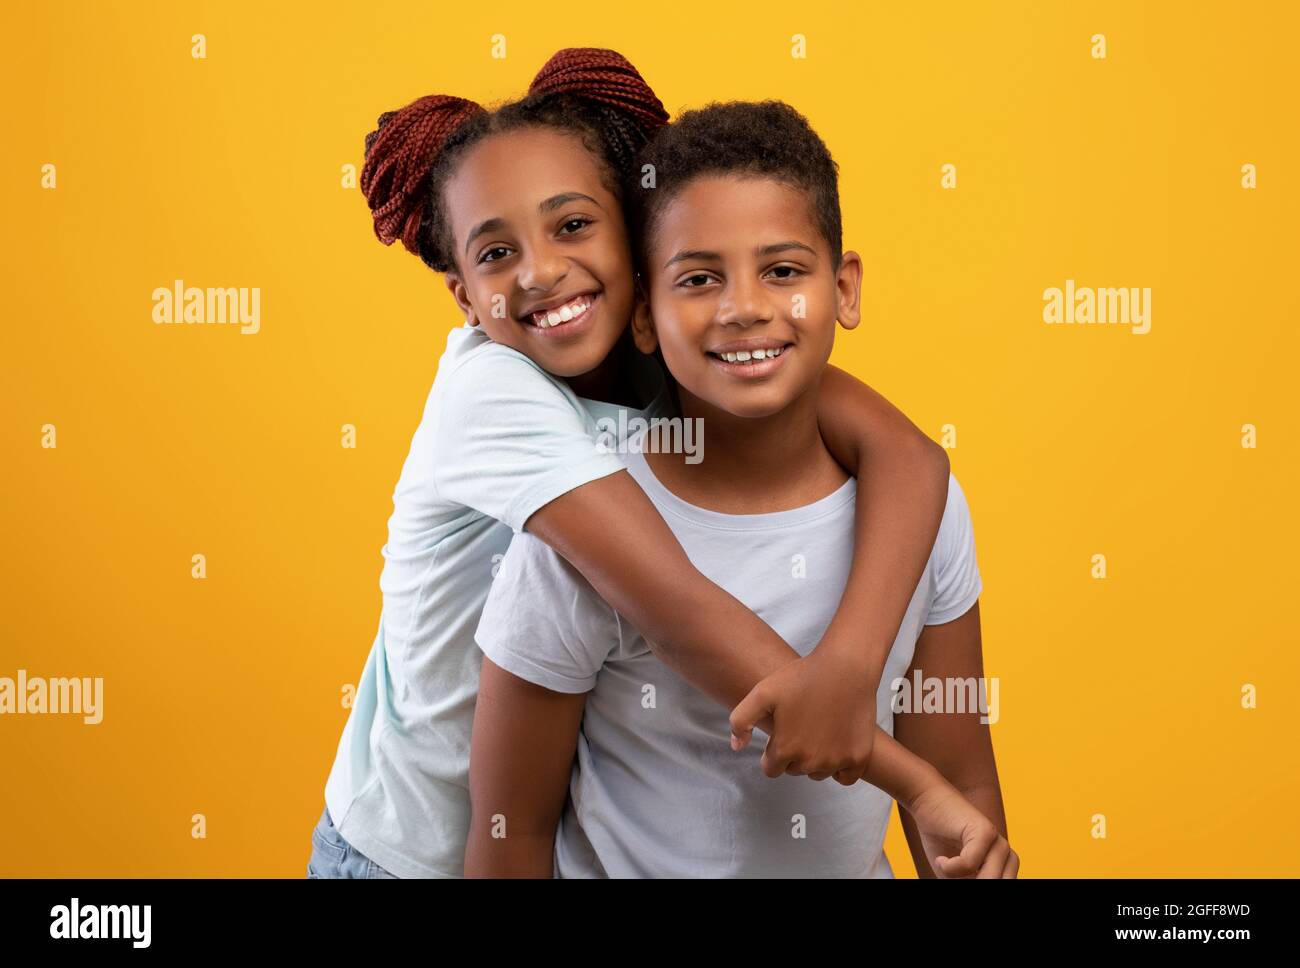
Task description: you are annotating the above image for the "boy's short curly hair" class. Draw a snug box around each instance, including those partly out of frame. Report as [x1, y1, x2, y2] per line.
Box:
[630, 100, 842, 270]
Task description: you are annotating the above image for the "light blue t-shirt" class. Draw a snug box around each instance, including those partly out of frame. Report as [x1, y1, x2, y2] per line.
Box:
[324, 324, 669, 878]
[475, 447, 982, 878]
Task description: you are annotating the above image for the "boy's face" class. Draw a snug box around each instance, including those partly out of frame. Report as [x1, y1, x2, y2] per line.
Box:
[636, 175, 861, 419]
[442, 127, 635, 379]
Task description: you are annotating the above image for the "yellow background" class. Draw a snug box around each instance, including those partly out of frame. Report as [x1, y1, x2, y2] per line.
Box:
[2, 0, 1295, 876]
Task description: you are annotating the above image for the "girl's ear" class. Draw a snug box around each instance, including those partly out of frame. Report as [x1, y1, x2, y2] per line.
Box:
[445, 272, 478, 326]
[835, 250, 864, 331]
[630, 277, 659, 354]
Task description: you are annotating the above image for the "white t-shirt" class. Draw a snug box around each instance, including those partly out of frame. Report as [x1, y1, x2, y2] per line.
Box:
[325, 324, 670, 878]
[475, 447, 982, 878]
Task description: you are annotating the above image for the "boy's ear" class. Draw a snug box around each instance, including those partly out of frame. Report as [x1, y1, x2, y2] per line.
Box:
[630, 276, 659, 354]
[444, 272, 478, 326]
[835, 250, 864, 331]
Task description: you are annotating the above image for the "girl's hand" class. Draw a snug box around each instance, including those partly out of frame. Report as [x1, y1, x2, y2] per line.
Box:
[729, 650, 878, 784]
[907, 781, 1020, 878]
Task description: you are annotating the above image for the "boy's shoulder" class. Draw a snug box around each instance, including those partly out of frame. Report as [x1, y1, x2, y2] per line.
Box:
[925, 473, 982, 625]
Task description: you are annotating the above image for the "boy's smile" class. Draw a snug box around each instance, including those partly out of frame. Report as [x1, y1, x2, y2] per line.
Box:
[705, 336, 792, 378]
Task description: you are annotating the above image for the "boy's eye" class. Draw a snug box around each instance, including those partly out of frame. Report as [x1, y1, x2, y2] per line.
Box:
[558, 217, 593, 235]
[478, 246, 512, 265]
[765, 265, 803, 280]
[679, 273, 716, 288]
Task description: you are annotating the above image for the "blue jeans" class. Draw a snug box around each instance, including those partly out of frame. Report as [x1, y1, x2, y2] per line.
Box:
[307, 806, 399, 879]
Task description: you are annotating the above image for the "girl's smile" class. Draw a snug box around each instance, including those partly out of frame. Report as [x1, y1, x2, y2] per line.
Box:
[442, 128, 636, 382]
[520, 289, 602, 340]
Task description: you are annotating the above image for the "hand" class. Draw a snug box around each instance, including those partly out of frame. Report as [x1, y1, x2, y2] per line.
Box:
[908, 781, 1019, 878]
[729, 650, 879, 785]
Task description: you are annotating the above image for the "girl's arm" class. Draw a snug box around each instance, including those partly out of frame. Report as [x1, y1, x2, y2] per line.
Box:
[893, 602, 1015, 877]
[730, 365, 951, 783]
[531, 365, 948, 780]
[444, 347, 946, 779]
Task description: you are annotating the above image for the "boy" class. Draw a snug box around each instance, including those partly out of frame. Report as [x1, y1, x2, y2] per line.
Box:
[466, 101, 1014, 877]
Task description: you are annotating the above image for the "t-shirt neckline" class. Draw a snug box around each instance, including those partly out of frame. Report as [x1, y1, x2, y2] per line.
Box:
[625, 445, 856, 532]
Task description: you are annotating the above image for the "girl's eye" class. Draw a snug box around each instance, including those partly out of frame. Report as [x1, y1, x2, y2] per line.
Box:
[558, 217, 593, 235]
[478, 246, 512, 265]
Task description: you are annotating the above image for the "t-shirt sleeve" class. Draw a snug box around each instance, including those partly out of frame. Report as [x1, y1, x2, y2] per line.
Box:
[430, 345, 626, 532]
[474, 531, 621, 693]
[925, 474, 983, 625]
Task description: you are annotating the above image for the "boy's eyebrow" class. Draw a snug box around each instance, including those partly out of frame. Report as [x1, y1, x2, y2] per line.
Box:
[757, 240, 817, 258]
[539, 191, 604, 213]
[664, 241, 818, 270]
[664, 249, 720, 269]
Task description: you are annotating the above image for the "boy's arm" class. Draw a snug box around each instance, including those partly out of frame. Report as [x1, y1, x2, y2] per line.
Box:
[893, 601, 1015, 877]
[731, 365, 951, 783]
[464, 656, 587, 878]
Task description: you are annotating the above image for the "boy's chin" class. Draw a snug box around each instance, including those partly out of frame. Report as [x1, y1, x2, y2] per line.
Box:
[703, 388, 798, 420]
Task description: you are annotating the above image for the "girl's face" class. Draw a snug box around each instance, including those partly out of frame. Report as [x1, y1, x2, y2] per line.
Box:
[441, 127, 635, 379]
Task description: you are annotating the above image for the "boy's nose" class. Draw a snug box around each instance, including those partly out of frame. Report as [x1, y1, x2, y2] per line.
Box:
[716, 278, 774, 327]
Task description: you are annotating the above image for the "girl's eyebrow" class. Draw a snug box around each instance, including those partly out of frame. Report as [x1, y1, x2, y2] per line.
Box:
[540, 191, 604, 213]
[464, 218, 506, 257]
[464, 193, 605, 257]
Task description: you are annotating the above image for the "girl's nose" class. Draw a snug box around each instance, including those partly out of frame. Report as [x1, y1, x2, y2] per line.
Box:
[517, 243, 569, 293]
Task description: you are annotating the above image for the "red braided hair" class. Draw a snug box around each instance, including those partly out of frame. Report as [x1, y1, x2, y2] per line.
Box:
[529, 48, 668, 134]
[360, 49, 667, 272]
[360, 95, 483, 255]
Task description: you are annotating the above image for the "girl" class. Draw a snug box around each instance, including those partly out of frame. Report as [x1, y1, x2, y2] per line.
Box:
[309, 48, 951, 879]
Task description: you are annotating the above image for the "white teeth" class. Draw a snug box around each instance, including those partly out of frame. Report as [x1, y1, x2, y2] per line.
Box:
[715, 346, 787, 363]
[531, 296, 592, 329]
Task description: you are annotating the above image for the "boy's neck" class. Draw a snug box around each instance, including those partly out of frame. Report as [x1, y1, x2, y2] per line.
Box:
[645, 381, 849, 515]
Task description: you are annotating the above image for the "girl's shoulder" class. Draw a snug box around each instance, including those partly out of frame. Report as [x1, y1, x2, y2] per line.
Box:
[436, 322, 556, 389]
